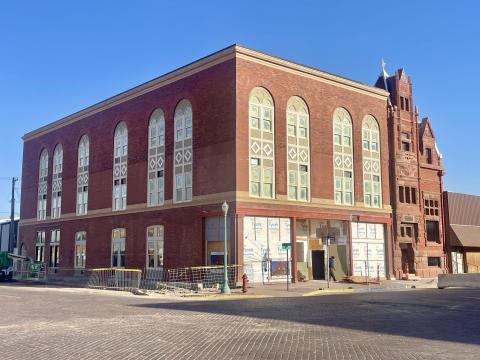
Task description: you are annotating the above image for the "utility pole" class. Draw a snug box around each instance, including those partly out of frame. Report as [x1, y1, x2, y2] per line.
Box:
[9, 177, 18, 253]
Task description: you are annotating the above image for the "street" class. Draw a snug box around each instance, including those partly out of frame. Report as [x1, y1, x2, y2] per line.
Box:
[0, 284, 479, 359]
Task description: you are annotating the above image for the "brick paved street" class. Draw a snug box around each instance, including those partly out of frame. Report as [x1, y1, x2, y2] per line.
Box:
[0, 284, 479, 360]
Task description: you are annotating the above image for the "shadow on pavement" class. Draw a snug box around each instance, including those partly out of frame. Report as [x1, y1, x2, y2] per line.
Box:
[132, 288, 480, 346]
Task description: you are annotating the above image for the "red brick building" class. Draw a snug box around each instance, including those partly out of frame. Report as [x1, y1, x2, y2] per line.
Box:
[18, 45, 446, 281]
[375, 70, 446, 279]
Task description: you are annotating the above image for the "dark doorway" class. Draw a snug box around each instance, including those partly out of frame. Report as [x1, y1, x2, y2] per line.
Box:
[401, 246, 415, 274]
[312, 250, 325, 280]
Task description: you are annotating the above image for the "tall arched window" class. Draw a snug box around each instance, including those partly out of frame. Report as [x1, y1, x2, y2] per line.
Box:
[77, 135, 89, 215]
[148, 109, 165, 206]
[173, 100, 193, 203]
[286, 96, 310, 201]
[37, 149, 48, 220]
[362, 115, 382, 208]
[249, 87, 275, 198]
[51, 144, 63, 218]
[333, 108, 354, 205]
[113, 122, 128, 210]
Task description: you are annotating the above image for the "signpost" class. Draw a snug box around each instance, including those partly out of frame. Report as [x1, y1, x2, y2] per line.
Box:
[282, 242, 291, 291]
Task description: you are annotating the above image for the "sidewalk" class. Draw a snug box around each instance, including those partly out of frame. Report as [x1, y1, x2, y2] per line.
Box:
[229, 278, 438, 297]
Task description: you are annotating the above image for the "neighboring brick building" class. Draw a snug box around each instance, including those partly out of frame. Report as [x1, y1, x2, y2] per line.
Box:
[375, 70, 446, 279]
[18, 45, 446, 281]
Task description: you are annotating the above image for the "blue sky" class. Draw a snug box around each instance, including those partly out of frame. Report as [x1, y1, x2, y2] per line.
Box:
[0, 1, 479, 217]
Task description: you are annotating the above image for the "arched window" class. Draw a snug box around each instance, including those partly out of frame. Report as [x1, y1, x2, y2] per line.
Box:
[362, 115, 382, 208]
[75, 231, 87, 269]
[248, 87, 275, 198]
[49, 229, 60, 268]
[111, 228, 126, 268]
[35, 230, 45, 261]
[37, 149, 48, 220]
[77, 135, 89, 215]
[113, 122, 128, 210]
[286, 96, 310, 201]
[173, 100, 193, 203]
[333, 108, 354, 205]
[51, 144, 63, 218]
[148, 109, 165, 206]
[146, 225, 164, 268]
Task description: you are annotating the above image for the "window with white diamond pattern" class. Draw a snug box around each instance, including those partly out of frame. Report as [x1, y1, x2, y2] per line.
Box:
[286, 96, 310, 201]
[51, 144, 63, 219]
[362, 115, 382, 208]
[77, 135, 89, 215]
[37, 149, 48, 220]
[113, 122, 128, 210]
[333, 108, 354, 205]
[148, 109, 165, 206]
[249, 87, 275, 198]
[173, 99, 193, 203]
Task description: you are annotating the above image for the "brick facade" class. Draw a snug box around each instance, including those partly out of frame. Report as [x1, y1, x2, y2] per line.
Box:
[18, 45, 446, 280]
[376, 70, 446, 278]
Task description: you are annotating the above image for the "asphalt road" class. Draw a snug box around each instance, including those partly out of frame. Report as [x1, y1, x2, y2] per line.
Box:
[0, 284, 479, 360]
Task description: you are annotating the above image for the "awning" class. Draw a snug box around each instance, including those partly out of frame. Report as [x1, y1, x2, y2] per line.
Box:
[449, 224, 480, 248]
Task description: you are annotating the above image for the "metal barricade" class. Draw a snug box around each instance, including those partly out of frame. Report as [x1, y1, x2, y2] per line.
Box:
[87, 268, 142, 292]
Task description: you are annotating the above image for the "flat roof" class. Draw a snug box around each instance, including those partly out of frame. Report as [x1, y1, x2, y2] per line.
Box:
[23, 44, 389, 141]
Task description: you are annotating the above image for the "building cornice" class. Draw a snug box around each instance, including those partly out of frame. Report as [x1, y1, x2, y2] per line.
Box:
[23, 44, 389, 142]
[234, 45, 389, 100]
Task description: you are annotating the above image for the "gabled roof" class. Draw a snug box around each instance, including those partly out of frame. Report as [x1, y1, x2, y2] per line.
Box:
[397, 68, 406, 81]
[419, 117, 436, 139]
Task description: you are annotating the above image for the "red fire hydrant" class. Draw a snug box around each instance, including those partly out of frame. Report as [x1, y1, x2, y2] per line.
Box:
[242, 273, 249, 293]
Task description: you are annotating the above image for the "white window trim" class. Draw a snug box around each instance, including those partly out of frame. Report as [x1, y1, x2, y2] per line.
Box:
[77, 135, 89, 215]
[147, 109, 165, 207]
[37, 150, 48, 220]
[362, 115, 382, 208]
[49, 229, 61, 268]
[333, 108, 354, 206]
[51, 145, 63, 219]
[146, 225, 164, 268]
[74, 231, 87, 269]
[248, 87, 275, 199]
[286, 96, 310, 202]
[112, 122, 128, 211]
[35, 230, 45, 262]
[111, 228, 126, 268]
[173, 100, 193, 203]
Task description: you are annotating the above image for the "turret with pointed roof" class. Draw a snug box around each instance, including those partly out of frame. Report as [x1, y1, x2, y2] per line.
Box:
[375, 64, 446, 279]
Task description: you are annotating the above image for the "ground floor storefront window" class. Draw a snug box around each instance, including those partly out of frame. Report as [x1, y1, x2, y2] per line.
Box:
[243, 216, 291, 283]
[295, 219, 349, 281]
[351, 222, 386, 278]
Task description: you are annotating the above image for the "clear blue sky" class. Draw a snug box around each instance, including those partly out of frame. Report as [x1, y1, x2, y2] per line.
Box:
[1, 1, 478, 217]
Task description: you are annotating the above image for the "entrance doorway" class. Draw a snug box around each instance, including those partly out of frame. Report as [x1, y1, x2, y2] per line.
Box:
[312, 250, 325, 280]
[401, 246, 415, 274]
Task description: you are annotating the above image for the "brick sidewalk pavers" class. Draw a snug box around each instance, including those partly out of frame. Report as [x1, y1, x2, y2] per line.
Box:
[0, 285, 478, 360]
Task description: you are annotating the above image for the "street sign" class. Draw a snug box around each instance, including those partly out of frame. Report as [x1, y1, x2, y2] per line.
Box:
[281, 243, 291, 250]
